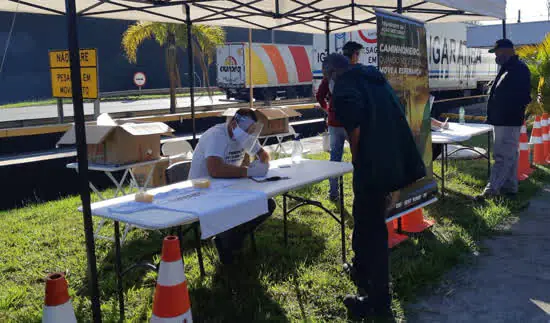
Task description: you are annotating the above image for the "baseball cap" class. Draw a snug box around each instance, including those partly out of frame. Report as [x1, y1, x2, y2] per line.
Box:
[488, 39, 514, 53]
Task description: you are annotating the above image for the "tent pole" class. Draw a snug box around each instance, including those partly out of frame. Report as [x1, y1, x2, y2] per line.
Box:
[249, 28, 253, 108]
[502, 20, 506, 38]
[325, 17, 330, 55]
[64, 0, 102, 322]
[185, 4, 196, 143]
[397, 0, 403, 14]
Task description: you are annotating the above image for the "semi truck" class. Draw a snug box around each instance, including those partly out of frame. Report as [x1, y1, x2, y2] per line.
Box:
[217, 22, 498, 101]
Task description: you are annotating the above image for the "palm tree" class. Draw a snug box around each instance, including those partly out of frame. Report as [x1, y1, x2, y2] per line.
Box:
[517, 33, 550, 116]
[121, 22, 225, 112]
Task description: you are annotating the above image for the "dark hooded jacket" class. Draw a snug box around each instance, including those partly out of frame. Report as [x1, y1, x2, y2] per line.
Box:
[332, 65, 426, 193]
[487, 55, 531, 126]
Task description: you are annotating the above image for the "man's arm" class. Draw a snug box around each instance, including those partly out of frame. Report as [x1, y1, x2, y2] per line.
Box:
[347, 127, 361, 164]
[316, 78, 330, 112]
[207, 156, 247, 178]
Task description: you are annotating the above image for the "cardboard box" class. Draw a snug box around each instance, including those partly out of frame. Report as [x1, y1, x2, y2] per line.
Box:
[222, 107, 301, 136]
[57, 119, 174, 165]
[132, 158, 170, 188]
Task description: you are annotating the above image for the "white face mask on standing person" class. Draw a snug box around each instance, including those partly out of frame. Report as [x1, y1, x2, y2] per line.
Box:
[329, 79, 335, 93]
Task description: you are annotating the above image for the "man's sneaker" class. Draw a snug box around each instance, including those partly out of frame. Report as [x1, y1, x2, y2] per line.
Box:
[474, 191, 499, 202]
[343, 294, 394, 322]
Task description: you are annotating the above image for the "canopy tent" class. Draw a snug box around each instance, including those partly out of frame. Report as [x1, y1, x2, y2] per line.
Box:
[0, 1, 506, 322]
[2, 0, 505, 33]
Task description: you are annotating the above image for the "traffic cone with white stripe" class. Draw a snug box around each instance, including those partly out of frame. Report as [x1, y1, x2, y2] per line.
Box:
[151, 236, 192, 322]
[531, 116, 546, 165]
[401, 208, 435, 233]
[42, 272, 77, 323]
[542, 113, 550, 164]
[387, 218, 408, 248]
[518, 122, 532, 181]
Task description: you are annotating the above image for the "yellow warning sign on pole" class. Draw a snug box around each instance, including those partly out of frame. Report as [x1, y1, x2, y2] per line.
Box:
[48, 48, 98, 99]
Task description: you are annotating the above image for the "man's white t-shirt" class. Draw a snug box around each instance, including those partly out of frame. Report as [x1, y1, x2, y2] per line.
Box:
[189, 124, 261, 179]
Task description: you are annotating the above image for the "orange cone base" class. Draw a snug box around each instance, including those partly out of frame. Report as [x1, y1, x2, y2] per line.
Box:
[400, 209, 435, 233]
[386, 221, 408, 249]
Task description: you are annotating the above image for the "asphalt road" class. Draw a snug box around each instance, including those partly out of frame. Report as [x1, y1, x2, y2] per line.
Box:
[0, 94, 229, 122]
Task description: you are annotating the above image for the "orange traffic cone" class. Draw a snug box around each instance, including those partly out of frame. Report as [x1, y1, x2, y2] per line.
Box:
[401, 208, 435, 233]
[151, 236, 192, 322]
[42, 272, 77, 323]
[518, 122, 532, 181]
[387, 218, 408, 248]
[531, 116, 545, 165]
[542, 113, 550, 164]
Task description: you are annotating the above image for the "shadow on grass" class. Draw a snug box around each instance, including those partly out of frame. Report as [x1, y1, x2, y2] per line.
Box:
[189, 216, 327, 322]
[79, 216, 326, 322]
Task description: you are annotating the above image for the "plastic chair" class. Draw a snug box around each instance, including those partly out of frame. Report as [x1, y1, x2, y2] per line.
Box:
[162, 139, 194, 161]
[165, 161, 191, 184]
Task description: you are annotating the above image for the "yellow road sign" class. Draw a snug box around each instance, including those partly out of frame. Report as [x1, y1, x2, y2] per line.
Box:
[49, 48, 98, 99]
[48, 48, 97, 68]
[50, 67, 98, 99]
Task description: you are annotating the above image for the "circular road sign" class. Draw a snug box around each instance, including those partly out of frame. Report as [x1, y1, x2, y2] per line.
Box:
[133, 72, 147, 87]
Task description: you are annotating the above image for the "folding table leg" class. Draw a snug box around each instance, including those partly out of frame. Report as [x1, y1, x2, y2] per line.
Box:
[441, 144, 447, 198]
[114, 221, 125, 321]
[487, 132, 492, 178]
[283, 194, 288, 245]
[194, 225, 205, 277]
[339, 176, 346, 264]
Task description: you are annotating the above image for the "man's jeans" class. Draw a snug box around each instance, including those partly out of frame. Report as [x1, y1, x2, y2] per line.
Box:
[329, 126, 347, 198]
[484, 126, 521, 195]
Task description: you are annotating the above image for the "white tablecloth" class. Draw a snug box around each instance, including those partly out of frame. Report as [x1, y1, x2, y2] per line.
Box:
[432, 122, 493, 144]
[87, 158, 354, 238]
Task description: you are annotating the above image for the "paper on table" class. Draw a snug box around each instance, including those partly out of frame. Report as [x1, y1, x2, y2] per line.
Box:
[251, 167, 287, 181]
[105, 180, 269, 238]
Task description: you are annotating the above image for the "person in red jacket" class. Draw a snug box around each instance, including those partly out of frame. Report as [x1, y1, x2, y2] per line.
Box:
[316, 61, 347, 201]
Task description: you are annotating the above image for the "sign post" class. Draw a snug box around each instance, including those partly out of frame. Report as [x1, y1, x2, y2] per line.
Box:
[48, 48, 99, 100]
[133, 72, 147, 94]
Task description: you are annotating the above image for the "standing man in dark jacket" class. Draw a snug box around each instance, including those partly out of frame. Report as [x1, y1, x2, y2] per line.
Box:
[326, 53, 426, 320]
[479, 39, 531, 199]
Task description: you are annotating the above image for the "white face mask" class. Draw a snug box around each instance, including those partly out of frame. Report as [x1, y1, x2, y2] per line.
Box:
[329, 79, 335, 93]
[232, 125, 250, 148]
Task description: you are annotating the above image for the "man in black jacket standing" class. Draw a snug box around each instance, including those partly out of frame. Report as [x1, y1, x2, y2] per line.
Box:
[478, 39, 531, 200]
[326, 53, 426, 321]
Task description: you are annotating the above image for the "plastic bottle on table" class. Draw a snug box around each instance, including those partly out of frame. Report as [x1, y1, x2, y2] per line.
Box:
[291, 136, 303, 164]
[459, 107, 465, 124]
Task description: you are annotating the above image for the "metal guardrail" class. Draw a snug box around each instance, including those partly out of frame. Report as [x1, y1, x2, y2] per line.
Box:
[2, 98, 316, 131]
[55, 87, 221, 123]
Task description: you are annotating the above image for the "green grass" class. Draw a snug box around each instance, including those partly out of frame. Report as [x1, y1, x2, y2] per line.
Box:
[1, 140, 549, 322]
[0, 91, 223, 109]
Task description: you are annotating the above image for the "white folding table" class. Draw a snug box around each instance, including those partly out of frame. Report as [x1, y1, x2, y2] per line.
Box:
[86, 158, 353, 319]
[432, 123, 493, 195]
[67, 157, 169, 243]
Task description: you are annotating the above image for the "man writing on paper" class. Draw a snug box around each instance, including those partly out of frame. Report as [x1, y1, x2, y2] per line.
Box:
[327, 53, 426, 320]
[189, 108, 275, 265]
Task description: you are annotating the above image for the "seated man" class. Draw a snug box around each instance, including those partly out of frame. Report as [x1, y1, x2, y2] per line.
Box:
[189, 108, 275, 265]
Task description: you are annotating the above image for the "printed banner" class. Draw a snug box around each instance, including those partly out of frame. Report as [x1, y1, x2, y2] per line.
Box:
[376, 10, 438, 216]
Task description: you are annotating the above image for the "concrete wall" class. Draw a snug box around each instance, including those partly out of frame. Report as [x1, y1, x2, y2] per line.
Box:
[0, 12, 311, 105]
